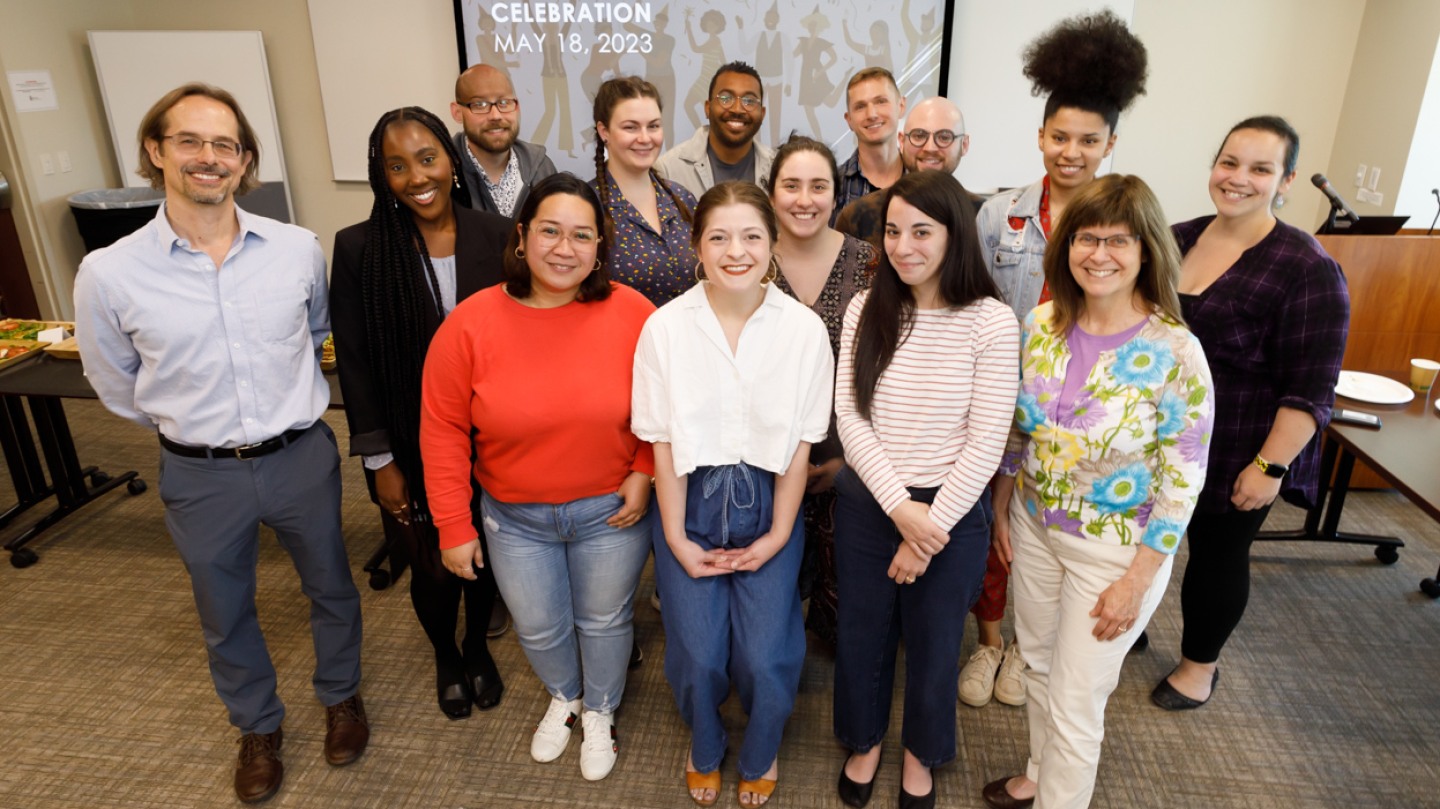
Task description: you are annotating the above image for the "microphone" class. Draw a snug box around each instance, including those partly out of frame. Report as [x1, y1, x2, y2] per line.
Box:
[1311, 174, 1359, 222]
[1427, 188, 1438, 236]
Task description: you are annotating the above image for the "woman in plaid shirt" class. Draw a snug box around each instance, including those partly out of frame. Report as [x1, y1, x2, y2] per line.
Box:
[1151, 116, 1350, 711]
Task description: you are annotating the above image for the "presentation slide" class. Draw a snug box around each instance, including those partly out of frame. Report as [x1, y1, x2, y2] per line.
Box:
[456, 0, 948, 176]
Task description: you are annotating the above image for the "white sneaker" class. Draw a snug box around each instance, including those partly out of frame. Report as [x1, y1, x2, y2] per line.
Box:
[579, 709, 618, 781]
[959, 644, 1003, 707]
[994, 640, 1028, 706]
[531, 695, 582, 763]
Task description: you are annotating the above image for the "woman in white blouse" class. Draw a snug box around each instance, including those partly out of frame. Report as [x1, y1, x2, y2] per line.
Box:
[632, 181, 833, 808]
[832, 171, 1020, 809]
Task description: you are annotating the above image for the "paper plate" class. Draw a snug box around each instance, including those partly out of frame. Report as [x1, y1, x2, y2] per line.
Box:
[1335, 371, 1414, 405]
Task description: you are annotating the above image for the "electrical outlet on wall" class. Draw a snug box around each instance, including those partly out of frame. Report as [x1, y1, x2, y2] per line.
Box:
[57, 151, 72, 173]
[1355, 164, 1367, 186]
[39, 153, 54, 175]
[1367, 166, 1381, 191]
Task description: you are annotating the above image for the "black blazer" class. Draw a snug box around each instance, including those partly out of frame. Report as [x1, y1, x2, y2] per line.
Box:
[330, 205, 511, 458]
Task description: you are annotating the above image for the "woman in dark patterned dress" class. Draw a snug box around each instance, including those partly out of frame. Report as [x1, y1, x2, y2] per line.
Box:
[767, 135, 877, 650]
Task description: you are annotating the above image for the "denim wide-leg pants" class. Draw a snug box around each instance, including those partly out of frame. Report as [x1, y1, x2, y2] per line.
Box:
[652, 463, 806, 780]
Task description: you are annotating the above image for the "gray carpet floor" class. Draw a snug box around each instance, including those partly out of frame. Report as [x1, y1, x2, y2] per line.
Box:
[0, 401, 1437, 808]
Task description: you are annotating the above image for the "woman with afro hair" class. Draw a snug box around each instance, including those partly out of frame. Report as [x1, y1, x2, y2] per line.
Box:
[964, 9, 1150, 718]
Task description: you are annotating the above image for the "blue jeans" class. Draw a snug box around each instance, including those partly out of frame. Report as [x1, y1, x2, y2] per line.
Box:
[653, 464, 806, 780]
[832, 467, 990, 767]
[481, 490, 652, 713]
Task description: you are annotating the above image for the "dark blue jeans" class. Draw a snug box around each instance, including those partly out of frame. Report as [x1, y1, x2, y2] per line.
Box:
[832, 467, 990, 767]
[653, 463, 806, 780]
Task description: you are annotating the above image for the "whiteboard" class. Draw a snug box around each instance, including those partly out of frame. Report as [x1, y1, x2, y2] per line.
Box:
[87, 31, 292, 217]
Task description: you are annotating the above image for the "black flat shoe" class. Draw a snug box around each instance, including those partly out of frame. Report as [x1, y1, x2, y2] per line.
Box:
[1150, 667, 1219, 711]
[436, 663, 473, 720]
[465, 657, 504, 711]
[981, 776, 1033, 809]
[837, 752, 879, 808]
[898, 783, 935, 809]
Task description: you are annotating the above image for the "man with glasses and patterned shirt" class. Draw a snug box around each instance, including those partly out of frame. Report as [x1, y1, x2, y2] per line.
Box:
[73, 84, 366, 804]
[451, 63, 557, 218]
[836, 96, 982, 248]
[655, 61, 774, 198]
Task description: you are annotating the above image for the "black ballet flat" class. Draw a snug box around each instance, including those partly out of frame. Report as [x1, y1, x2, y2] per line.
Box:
[436, 664, 473, 720]
[1150, 667, 1219, 711]
[837, 751, 879, 808]
[466, 656, 504, 711]
[898, 783, 936, 809]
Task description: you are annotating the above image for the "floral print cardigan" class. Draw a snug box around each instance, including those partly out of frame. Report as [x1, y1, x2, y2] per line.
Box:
[1000, 302, 1214, 555]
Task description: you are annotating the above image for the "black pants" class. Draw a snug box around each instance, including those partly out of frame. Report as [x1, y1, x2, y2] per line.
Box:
[1178, 505, 1272, 663]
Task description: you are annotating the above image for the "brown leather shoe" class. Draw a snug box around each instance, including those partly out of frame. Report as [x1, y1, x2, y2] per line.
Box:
[234, 728, 283, 803]
[323, 694, 369, 766]
[981, 776, 1034, 809]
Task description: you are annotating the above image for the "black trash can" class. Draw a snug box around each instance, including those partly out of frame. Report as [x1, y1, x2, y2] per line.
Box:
[68, 188, 166, 253]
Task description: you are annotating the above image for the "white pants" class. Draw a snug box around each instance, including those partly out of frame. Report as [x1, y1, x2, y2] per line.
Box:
[1009, 491, 1172, 809]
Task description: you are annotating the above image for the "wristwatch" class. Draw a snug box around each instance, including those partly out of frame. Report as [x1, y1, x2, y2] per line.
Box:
[1253, 455, 1288, 478]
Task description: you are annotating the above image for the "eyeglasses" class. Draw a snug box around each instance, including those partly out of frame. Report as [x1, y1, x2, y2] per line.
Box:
[161, 135, 244, 159]
[712, 93, 762, 110]
[461, 98, 518, 114]
[530, 225, 599, 248]
[903, 128, 961, 148]
[1070, 232, 1138, 251]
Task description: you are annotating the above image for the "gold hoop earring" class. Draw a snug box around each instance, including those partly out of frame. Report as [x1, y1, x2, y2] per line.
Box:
[694, 261, 707, 284]
[514, 245, 526, 260]
[762, 255, 781, 285]
[593, 259, 604, 273]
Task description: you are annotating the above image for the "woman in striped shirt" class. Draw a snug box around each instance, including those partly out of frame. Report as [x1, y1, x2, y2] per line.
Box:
[833, 170, 1021, 809]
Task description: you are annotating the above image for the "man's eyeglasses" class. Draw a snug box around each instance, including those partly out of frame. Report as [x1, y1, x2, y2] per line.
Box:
[461, 98, 518, 115]
[161, 135, 244, 159]
[903, 129, 961, 149]
[1070, 233, 1138, 251]
[712, 93, 762, 110]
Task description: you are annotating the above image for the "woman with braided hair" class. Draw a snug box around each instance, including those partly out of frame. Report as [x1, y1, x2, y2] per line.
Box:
[590, 76, 698, 308]
[964, 9, 1150, 715]
[331, 106, 512, 721]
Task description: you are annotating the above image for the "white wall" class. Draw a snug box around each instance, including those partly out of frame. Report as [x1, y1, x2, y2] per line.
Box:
[1395, 30, 1440, 228]
[950, 0, 1134, 195]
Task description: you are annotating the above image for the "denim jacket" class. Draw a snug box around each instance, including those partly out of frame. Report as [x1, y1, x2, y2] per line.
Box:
[977, 179, 1048, 324]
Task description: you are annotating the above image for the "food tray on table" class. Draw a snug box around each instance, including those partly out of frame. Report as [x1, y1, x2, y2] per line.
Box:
[0, 319, 73, 341]
[0, 339, 47, 371]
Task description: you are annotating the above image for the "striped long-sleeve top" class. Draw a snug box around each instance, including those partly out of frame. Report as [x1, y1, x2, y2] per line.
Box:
[835, 290, 1021, 532]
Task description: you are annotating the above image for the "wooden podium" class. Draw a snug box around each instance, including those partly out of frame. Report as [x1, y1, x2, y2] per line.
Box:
[1319, 234, 1440, 488]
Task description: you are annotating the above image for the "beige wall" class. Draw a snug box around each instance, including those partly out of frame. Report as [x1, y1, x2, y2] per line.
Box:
[1324, 0, 1440, 224]
[1120, 0, 1366, 229]
[0, 0, 139, 317]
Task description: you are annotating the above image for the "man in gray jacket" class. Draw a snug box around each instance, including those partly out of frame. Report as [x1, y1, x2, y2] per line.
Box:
[655, 61, 774, 198]
[450, 64, 556, 218]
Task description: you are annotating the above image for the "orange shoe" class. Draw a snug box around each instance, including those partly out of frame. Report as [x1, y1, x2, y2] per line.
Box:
[738, 776, 777, 808]
[686, 767, 722, 807]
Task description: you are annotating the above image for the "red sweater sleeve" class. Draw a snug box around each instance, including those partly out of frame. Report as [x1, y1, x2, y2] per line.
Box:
[420, 306, 484, 550]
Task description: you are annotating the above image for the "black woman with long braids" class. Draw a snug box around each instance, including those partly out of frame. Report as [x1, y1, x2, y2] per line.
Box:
[330, 106, 511, 721]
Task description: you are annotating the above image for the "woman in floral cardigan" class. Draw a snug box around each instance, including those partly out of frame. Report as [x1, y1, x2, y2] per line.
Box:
[981, 174, 1213, 809]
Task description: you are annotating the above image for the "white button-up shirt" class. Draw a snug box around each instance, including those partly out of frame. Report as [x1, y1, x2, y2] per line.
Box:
[632, 282, 834, 477]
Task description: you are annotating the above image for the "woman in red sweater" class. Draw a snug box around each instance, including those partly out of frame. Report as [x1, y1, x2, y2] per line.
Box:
[420, 174, 656, 783]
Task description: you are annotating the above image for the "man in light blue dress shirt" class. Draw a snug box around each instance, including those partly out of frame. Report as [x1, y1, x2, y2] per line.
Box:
[73, 84, 366, 804]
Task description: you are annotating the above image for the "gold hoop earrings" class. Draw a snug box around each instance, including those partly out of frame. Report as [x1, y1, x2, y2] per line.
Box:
[514, 245, 526, 260]
[694, 261, 707, 284]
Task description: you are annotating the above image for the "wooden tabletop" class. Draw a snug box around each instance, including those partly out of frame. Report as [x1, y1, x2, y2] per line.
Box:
[1330, 386, 1440, 522]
